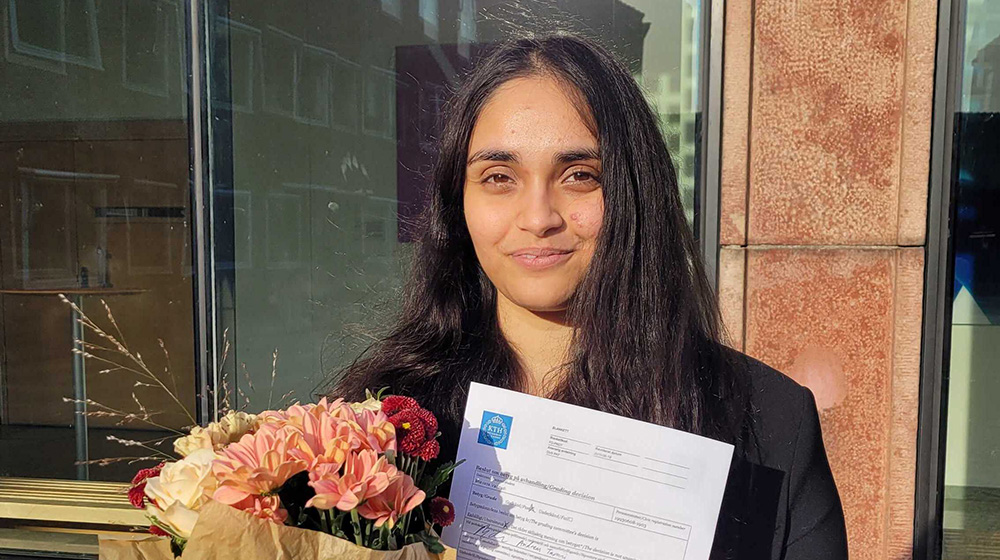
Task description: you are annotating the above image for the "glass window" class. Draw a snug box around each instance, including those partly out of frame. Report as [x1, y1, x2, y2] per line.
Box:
[419, 0, 440, 40]
[206, 0, 705, 414]
[0, 0, 706, 499]
[942, 0, 1000, 554]
[0, 0, 196, 483]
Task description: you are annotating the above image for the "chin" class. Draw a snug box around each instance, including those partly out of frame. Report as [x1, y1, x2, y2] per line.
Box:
[504, 290, 573, 314]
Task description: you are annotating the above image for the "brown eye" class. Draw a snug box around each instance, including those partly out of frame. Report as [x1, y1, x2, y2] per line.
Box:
[566, 170, 599, 184]
[484, 173, 513, 184]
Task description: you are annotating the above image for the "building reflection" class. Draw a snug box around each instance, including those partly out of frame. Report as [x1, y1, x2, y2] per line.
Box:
[943, 6, 1000, 554]
[0, 0, 702, 482]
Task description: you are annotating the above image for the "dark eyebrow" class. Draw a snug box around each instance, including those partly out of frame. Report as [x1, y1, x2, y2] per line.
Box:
[554, 148, 601, 164]
[467, 149, 520, 165]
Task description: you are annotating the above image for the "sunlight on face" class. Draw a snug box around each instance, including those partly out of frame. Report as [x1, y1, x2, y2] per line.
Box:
[463, 75, 604, 313]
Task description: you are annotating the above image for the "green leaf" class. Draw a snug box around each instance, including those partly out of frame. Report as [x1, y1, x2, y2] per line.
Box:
[147, 515, 183, 541]
[421, 459, 464, 497]
[413, 530, 446, 553]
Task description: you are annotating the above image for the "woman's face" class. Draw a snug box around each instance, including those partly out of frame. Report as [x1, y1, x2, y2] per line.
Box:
[463, 75, 604, 313]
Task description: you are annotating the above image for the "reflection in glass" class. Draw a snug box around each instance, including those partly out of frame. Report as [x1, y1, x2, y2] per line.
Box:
[208, 1, 704, 414]
[8, 0, 103, 72]
[943, 0, 1000, 554]
[0, 0, 196, 481]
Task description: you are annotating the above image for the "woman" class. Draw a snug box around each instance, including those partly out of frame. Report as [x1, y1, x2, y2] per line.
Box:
[335, 35, 848, 559]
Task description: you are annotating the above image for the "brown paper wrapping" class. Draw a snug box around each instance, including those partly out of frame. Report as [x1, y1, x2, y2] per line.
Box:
[98, 536, 174, 560]
[99, 501, 456, 560]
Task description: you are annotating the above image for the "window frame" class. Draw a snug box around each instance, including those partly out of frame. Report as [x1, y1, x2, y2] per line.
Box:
[914, 0, 964, 558]
[4, 0, 104, 74]
[699, 0, 725, 290]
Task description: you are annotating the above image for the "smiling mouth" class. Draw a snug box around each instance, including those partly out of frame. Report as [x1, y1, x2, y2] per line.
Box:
[509, 248, 574, 270]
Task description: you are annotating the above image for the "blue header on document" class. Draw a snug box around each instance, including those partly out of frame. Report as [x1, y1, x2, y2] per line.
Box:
[478, 410, 513, 449]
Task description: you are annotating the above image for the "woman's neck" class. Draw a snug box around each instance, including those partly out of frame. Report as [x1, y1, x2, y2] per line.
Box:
[496, 292, 575, 397]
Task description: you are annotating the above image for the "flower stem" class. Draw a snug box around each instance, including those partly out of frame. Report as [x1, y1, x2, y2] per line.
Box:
[416, 462, 426, 487]
[350, 509, 364, 547]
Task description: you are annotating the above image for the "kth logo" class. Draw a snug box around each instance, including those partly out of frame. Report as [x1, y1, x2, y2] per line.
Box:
[478, 411, 513, 449]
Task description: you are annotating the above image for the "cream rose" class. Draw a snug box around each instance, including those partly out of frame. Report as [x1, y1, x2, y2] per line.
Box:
[144, 448, 217, 538]
[174, 411, 259, 457]
[215, 410, 259, 441]
[349, 396, 382, 414]
[173, 427, 214, 457]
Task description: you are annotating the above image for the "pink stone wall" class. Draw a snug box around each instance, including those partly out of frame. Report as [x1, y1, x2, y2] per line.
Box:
[718, 0, 935, 557]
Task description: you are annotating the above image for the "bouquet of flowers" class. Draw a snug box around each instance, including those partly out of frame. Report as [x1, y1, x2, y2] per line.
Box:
[101, 391, 460, 559]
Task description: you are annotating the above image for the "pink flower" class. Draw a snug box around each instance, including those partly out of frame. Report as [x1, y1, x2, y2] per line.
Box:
[306, 449, 399, 511]
[354, 409, 397, 455]
[269, 401, 397, 469]
[357, 474, 425, 529]
[233, 494, 289, 525]
[260, 398, 355, 429]
[290, 410, 366, 469]
[211, 424, 307, 505]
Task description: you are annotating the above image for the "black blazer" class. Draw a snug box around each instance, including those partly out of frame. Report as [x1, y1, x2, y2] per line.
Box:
[433, 352, 849, 559]
[709, 353, 849, 559]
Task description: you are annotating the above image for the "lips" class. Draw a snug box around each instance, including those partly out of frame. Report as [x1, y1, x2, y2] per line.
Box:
[509, 247, 574, 270]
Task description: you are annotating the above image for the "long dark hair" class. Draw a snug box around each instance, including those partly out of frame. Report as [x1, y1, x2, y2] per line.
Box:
[334, 35, 750, 447]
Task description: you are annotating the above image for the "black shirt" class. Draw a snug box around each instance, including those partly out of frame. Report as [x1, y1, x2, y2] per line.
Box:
[431, 352, 849, 559]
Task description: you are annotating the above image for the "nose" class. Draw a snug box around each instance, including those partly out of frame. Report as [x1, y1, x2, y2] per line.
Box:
[514, 182, 565, 237]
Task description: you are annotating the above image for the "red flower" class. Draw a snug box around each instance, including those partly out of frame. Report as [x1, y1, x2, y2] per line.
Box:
[381, 395, 418, 415]
[415, 439, 440, 461]
[389, 409, 426, 454]
[428, 497, 455, 527]
[413, 407, 438, 438]
[127, 486, 146, 509]
[149, 525, 169, 537]
[130, 463, 165, 486]
[127, 463, 164, 509]
[383, 396, 440, 460]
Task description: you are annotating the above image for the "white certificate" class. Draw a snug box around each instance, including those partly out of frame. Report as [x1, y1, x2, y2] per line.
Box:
[442, 383, 734, 560]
